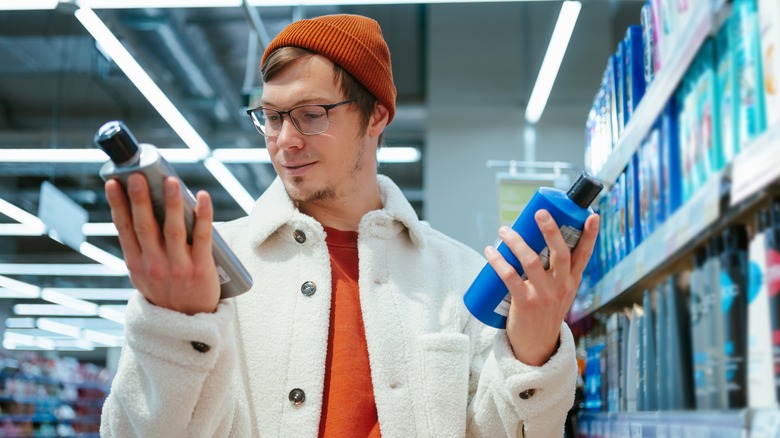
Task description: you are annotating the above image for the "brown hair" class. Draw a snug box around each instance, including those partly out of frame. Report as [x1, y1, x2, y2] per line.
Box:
[261, 46, 379, 137]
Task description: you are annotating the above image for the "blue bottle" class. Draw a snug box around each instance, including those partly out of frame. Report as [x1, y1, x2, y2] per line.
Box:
[463, 173, 603, 329]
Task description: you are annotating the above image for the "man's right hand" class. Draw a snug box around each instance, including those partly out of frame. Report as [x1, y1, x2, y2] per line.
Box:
[105, 173, 221, 315]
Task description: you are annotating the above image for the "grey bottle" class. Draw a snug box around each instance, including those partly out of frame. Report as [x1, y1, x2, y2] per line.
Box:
[95, 120, 253, 299]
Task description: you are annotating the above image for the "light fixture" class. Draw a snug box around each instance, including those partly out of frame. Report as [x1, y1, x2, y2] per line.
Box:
[37, 318, 83, 338]
[377, 147, 421, 163]
[203, 157, 257, 212]
[41, 289, 100, 315]
[73, 7, 211, 159]
[0, 263, 127, 276]
[211, 148, 271, 164]
[524, 1, 581, 124]
[78, 242, 128, 273]
[0, 0, 550, 10]
[0, 197, 46, 228]
[0, 275, 41, 298]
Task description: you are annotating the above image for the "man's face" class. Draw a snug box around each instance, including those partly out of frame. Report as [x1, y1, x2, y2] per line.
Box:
[260, 54, 376, 206]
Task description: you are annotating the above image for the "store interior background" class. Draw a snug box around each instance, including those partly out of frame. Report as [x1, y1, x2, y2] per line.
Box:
[0, 1, 643, 368]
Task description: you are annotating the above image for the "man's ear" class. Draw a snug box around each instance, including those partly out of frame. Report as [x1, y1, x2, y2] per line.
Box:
[367, 103, 390, 137]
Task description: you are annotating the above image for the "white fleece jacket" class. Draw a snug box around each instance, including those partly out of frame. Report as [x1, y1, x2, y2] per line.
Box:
[100, 175, 577, 438]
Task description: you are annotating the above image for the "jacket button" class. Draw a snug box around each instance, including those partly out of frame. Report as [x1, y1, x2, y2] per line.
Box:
[518, 388, 536, 400]
[301, 281, 317, 296]
[289, 388, 305, 405]
[293, 229, 307, 243]
[190, 341, 211, 353]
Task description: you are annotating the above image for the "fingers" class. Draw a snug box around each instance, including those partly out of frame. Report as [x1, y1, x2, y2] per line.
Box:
[484, 244, 529, 296]
[105, 179, 141, 266]
[190, 190, 214, 268]
[126, 173, 164, 257]
[162, 177, 190, 268]
[534, 209, 571, 277]
[499, 225, 547, 283]
[570, 213, 600, 279]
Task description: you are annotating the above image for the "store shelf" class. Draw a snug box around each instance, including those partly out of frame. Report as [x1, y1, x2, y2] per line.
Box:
[570, 172, 721, 323]
[596, 2, 713, 186]
[730, 122, 780, 206]
[579, 410, 747, 437]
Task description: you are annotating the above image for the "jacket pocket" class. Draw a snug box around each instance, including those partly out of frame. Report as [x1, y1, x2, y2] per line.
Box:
[419, 333, 470, 438]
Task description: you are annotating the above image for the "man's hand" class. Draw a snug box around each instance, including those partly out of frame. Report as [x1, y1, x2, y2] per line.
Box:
[484, 210, 599, 366]
[105, 173, 221, 315]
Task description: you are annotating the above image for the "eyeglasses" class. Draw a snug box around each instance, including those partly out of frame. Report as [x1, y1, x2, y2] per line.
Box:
[246, 99, 356, 136]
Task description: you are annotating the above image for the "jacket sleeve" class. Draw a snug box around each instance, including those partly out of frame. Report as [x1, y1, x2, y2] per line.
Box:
[465, 320, 577, 437]
[100, 292, 251, 438]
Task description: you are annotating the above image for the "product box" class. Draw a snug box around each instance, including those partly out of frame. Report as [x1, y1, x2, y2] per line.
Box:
[613, 174, 627, 263]
[606, 55, 621, 147]
[615, 40, 627, 135]
[716, 16, 740, 165]
[747, 211, 775, 408]
[651, 0, 665, 74]
[599, 194, 612, 274]
[759, 0, 780, 128]
[734, 0, 768, 150]
[626, 155, 641, 253]
[661, 99, 682, 216]
[696, 39, 723, 176]
[642, 128, 661, 240]
[624, 25, 647, 122]
[641, 1, 656, 86]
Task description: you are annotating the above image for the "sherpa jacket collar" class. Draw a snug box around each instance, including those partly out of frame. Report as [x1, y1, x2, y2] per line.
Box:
[247, 174, 426, 249]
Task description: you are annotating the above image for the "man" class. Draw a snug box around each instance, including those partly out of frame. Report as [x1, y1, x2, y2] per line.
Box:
[100, 14, 599, 437]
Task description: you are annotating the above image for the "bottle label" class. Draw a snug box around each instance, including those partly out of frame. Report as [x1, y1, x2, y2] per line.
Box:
[216, 264, 231, 285]
[493, 225, 583, 316]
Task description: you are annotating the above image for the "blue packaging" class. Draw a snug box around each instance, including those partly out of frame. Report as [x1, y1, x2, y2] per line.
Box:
[734, 0, 768, 150]
[716, 16, 739, 165]
[661, 99, 682, 215]
[625, 25, 647, 122]
[696, 39, 724, 176]
[645, 126, 662, 235]
[463, 174, 604, 328]
[615, 40, 627, 135]
[626, 157, 640, 253]
[599, 194, 611, 274]
[606, 56, 621, 147]
[641, 1, 655, 86]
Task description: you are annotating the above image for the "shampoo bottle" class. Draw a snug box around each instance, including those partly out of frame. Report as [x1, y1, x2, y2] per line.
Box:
[719, 224, 749, 408]
[463, 173, 603, 329]
[95, 120, 253, 299]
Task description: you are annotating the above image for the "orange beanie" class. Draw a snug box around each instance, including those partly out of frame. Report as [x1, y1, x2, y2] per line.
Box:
[261, 14, 397, 123]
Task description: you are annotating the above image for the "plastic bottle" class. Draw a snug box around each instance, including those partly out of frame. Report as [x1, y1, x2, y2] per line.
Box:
[463, 172, 603, 329]
[719, 224, 749, 408]
[95, 120, 253, 299]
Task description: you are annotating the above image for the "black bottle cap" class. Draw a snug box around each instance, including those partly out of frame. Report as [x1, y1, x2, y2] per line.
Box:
[566, 172, 604, 209]
[94, 120, 140, 165]
[722, 224, 748, 252]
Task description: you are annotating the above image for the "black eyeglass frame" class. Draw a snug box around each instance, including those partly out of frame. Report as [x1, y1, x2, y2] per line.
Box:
[246, 98, 357, 136]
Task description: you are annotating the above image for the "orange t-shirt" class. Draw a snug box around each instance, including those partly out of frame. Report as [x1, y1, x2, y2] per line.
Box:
[319, 227, 381, 438]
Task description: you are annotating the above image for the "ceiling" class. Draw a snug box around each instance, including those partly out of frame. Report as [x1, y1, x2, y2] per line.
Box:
[0, 0, 642, 358]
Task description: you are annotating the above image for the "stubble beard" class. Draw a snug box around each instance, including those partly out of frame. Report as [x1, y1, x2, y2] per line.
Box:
[286, 139, 367, 206]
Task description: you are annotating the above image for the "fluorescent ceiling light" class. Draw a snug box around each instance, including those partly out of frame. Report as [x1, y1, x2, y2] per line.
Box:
[0, 224, 46, 236]
[37, 318, 83, 338]
[98, 305, 127, 325]
[0, 263, 127, 276]
[0, 0, 58, 9]
[74, 7, 211, 159]
[82, 329, 124, 347]
[78, 242, 128, 273]
[377, 147, 421, 163]
[13, 304, 94, 316]
[0, 197, 46, 227]
[82, 222, 118, 236]
[43, 287, 134, 301]
[6, 318, 36, 329]
[203, 157, 256, 213]
[73, 0, 548, 7]
[211, 148, 271, 163]
[41, 289, 100, 315]
[524, 1, 581, 124]
[0, 275, 41, 298]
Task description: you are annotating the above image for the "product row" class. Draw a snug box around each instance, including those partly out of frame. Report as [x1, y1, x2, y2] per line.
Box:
[582, 0, 780, 291]
[581, 202, 780, 413]
[586, 0, 780, 180]
[0, 352, 110, 437]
